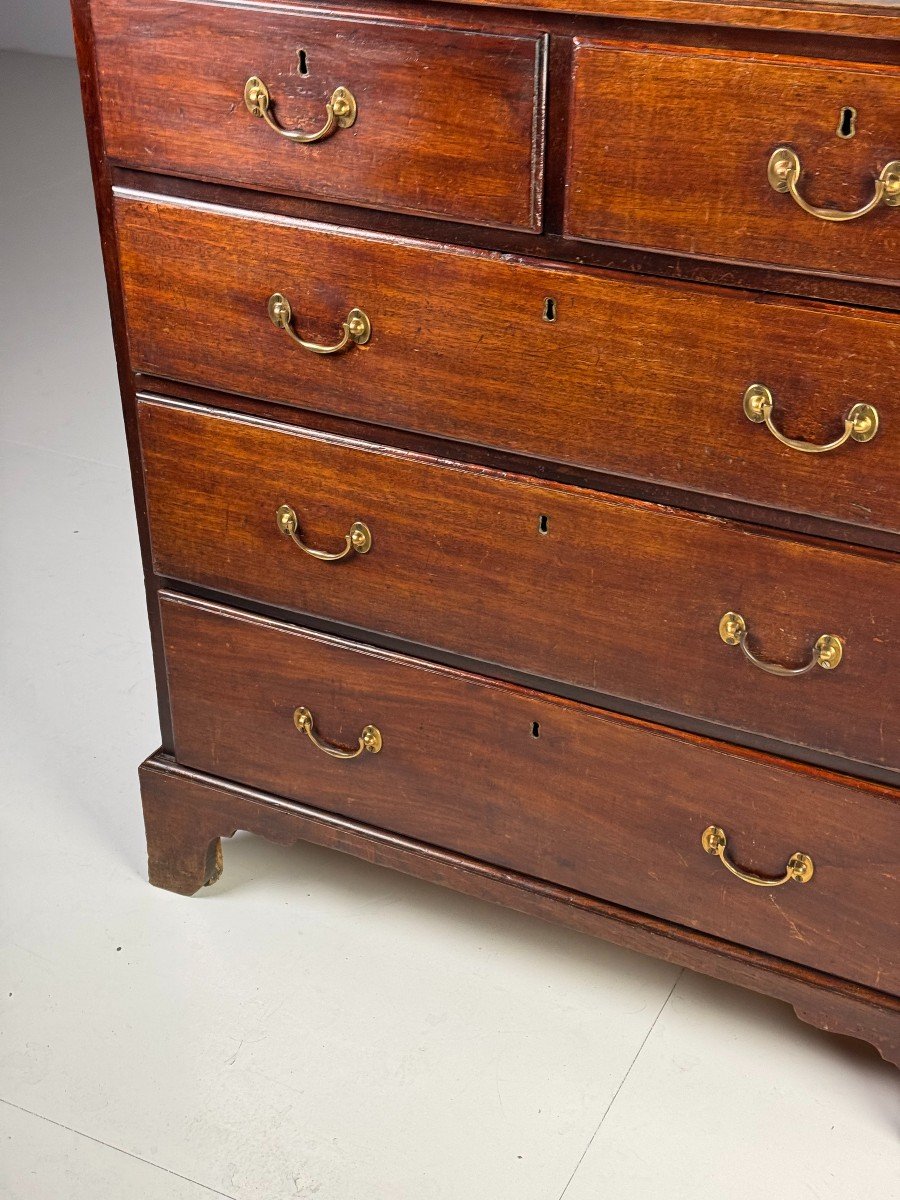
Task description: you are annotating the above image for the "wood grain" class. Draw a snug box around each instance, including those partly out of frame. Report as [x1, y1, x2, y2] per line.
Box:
[112, 164, 900, 314]
[435, 0, 900, 40]
[566, 42, 900, 282]
[90, 0, 546, 231]
[141, 749, 900, 1067]
[115, 192, 900, 535]
[139, 397, 900, 771]
[74, 0, 900, 1065]
[157, 592, 900, 993]
[70, 0, 176, 748]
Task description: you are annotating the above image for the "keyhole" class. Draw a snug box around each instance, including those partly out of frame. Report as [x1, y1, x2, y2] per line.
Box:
[543, 297, 557, 323]
[297, 49, 309, 76]
[531, 722, 541, 738]
[538, 514, 549, 535]
[837, 106, 856, 139]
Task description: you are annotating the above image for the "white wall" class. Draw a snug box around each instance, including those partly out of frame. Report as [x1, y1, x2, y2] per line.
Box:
[0, 0, 75, 57]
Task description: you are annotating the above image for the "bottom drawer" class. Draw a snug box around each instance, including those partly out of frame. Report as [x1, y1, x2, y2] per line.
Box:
[160, 592, 899, 993]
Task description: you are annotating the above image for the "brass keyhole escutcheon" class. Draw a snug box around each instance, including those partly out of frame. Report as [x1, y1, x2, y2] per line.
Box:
[836, 106, 857, 139]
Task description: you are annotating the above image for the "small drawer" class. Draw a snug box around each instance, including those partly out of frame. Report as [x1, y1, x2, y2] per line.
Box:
[160, 591, 900, 993]
[139, 397, 900, 772]
[91, 0, 546, 231]
[565, 42, 900, 282]
[116, 193, 900, 535]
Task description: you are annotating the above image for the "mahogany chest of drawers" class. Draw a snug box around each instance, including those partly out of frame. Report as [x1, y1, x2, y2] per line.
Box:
[71, 0, 899, 1065]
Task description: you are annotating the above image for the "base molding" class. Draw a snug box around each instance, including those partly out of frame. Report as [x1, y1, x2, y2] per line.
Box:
[140, 750, 899, 1068]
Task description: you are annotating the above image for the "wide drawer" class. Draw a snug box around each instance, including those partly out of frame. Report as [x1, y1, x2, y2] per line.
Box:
[565, 42, 900, 282]
[160, 592, 900, 993]
[139, 397, 900, 771]
[91, 0, 546, 231]
[116, 193, 900, 535]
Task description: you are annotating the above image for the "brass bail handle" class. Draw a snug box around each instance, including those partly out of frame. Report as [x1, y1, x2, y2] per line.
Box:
[743, 385, 878, 455]
[702, 826, 814, 887]
[268, 293, 371, 356]
[244, 76, 357, 143]
[719, 612, 843, 676]
[768, 147, 900, 222]
[293, 706, 382, 759]
[276, 504, 371, 561]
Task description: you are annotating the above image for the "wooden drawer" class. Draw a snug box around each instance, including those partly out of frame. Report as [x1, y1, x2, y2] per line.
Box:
[565, 43, 900, 282]
[91, 0, 546, 231]
[116, 193, 900, 536]
[139, 397, 900, 772]
[160, 592, 900, 993]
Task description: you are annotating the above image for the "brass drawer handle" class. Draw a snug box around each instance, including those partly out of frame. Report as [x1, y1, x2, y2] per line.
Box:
[768, 147, 900, 222]
[743, 385, 878, 454]
[293, 706, 382, 759]
[268, 293, 371, 356]
[276, 504, 371, 561]
[719, 612, 843, 675]
[702, 826, 814, 886]
[244, 77, 357, 143]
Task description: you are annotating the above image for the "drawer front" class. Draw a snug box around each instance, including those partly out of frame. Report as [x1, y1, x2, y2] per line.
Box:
[160, 592, 900, 993]
[566, 43, 900, 282]
[139, 398, 900, 771]
[117, 194, 900, 535]
[92, 0, 546, 231]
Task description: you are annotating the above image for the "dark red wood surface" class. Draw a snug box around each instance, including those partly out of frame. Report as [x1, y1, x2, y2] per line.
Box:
[70, 0, 175, 747]
[140, 398, 900, 772]
[158, 592, 900, 993]
[141, 751, 900, 1068]
[434, 0, 900, 39]
[116, 192, 900, 535]
[566, 42, 900, 281]
[72, 0, 900, 1066]
[91, 0, 547, 231]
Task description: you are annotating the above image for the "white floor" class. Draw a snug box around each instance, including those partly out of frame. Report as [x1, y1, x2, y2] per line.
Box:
[0, 49, 897, 1200]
